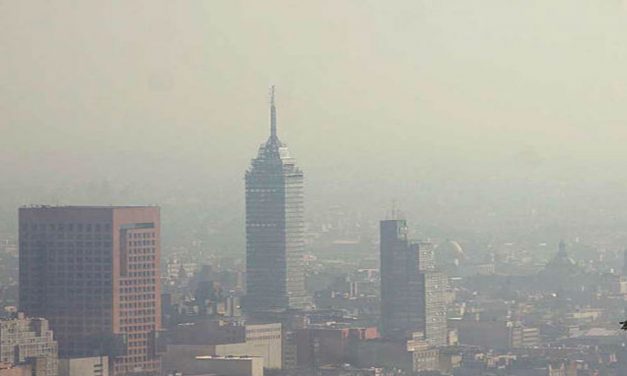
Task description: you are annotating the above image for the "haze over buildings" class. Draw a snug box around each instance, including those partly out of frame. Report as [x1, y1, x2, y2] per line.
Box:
[4, 2, 627, 376]
[3, 1, 627, 250]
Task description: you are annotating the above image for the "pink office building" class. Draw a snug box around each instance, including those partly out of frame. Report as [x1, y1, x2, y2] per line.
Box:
[19, 206, 162, 376]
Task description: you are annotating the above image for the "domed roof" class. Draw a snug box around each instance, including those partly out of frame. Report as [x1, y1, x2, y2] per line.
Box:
[435, 240, 464, 260]
[545, 240, 577, 269]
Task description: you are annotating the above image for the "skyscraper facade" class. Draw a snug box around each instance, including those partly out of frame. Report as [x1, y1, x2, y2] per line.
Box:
[380, 219, 447, 345]
[19, 206, 162, 376]
[244, 88, 306, 311]
[420, 268, 448, 347]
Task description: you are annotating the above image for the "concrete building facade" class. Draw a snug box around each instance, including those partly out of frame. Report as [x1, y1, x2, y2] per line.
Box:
[58, 356, 108, 376]
[0, 313, 58, 376]
[166, 355, 263, 376]
[167, 321, 282, 370]
[0, 364, 31, 376]
[453, 319, 540, 350]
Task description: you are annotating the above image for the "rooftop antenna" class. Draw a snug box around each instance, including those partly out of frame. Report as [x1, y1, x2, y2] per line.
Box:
[389, 200, 402, 220]
[270, 85, 277, 140]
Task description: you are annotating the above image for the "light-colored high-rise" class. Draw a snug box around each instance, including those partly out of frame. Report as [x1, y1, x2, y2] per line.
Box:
[244, 87, 306, 311]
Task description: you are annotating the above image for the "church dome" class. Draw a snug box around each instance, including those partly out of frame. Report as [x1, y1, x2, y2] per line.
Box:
[435, 240, 465, 261]
[546, 240, 576, 269]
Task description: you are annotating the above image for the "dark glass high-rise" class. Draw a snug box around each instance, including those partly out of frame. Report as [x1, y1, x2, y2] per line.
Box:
[244, 87, 306, 312]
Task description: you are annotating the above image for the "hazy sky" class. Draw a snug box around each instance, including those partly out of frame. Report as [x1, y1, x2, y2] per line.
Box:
[2, 1, 627, 244]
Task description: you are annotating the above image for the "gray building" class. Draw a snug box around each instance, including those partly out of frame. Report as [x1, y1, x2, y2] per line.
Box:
[58, 356, 108, 376]
[0, 313, 58, 376]
[380, 219, 447, 346]
[167, 321, 283, 370]
[244, 87, 306, 311]
[165, 355, 263, 376]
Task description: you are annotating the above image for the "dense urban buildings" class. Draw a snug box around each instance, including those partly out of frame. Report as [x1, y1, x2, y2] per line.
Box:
[379, 219, 447, 345]
[18, 206, 162, 376]
[0, 312, 58, 376]
[244, 87, 307, 311]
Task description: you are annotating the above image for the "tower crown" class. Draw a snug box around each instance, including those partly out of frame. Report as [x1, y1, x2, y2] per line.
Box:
[252, 86, 296, 162]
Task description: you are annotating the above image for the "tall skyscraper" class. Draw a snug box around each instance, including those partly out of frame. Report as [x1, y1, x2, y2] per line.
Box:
[380, 219, 447, 345]
[244, 87, 306, 311]
[19, 206, 162, 376]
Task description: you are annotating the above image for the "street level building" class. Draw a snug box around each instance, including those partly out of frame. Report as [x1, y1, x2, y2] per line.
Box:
[58, 356, 108, 376]
[168, 320, 283, 370]
[166, 355, 263, 376]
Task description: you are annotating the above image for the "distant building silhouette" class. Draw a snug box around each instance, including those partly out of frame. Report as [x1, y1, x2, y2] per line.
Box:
[379, 219, 447, 345]
[435, 240, 464, 276]
[19, 206, 162, 376]
[244, 87, 307, 311]
[538, 240, 581, 294]
[543, 240, 578, 272]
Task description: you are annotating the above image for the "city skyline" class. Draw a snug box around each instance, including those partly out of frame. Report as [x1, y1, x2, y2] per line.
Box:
[4, 1, 627, 254]
[4, 2, 627, 375]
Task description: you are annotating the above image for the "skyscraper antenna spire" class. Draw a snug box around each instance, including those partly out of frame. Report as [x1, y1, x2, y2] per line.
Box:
[270, 85, 277, 140]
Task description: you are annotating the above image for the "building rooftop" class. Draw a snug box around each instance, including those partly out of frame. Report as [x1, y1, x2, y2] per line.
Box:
[20, 205, 158, 209]
[195, 356, 261, 361]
